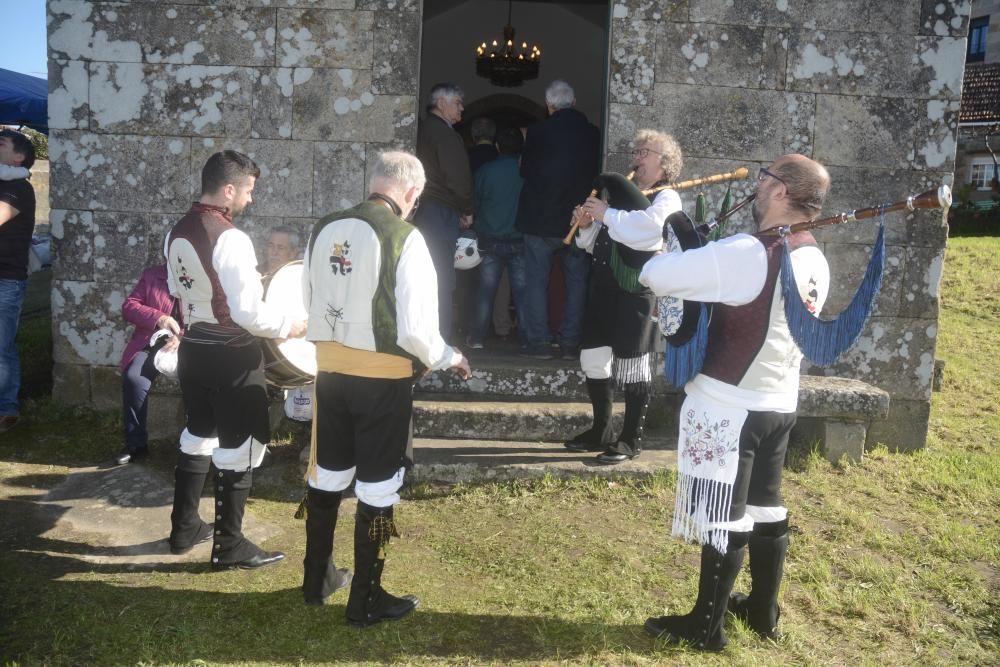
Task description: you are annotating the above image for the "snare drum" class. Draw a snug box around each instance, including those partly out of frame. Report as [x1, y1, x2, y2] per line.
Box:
[261, 260, 317, 387]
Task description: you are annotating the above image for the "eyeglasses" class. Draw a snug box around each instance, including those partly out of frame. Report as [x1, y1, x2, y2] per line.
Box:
[631, 147, 662, 159]
[758, 167, 787, 186]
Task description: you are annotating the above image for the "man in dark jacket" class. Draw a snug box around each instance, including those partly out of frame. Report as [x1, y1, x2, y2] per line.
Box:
[415, 83, 474, 344]
[516, 80, 600, 360]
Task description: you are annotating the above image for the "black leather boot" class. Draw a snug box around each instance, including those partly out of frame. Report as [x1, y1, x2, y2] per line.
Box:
[168, 452, 213, 554]
[729, 518, 789, 640]
[565, 378, 615, 452]
[596, 383, 648, 464]
[346, 502, 418, 627]
[302, 487, 352, 605]
[210, 466, 284, 570]
[644, 532, 748, 651]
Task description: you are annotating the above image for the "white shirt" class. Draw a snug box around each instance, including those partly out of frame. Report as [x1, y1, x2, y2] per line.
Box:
[166, 227, 292, 338]
[640, 233, 830, 411]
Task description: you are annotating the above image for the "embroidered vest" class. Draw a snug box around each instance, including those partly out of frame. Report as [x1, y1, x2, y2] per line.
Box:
[167, 203, 238, 328]
[699, 230, 817, 389]
[307, 202, 424, 372]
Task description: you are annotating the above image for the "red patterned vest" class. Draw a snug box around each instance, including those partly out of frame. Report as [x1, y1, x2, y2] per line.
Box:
[699, 230, 817, 387]
[166, 203, 238, 328]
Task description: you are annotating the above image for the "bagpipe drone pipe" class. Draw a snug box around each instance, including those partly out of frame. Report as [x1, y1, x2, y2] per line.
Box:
[659, 184, 954, 388]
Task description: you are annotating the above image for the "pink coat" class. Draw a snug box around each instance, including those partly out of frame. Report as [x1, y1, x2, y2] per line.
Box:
[121, 264, 181, 371]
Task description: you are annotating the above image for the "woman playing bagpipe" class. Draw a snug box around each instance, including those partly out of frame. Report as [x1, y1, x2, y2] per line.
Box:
[562, 129, 685, 465]
[636, 153, 950, 651]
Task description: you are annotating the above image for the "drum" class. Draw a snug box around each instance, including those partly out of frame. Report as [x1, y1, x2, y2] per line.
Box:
[261, 260, 317, 388]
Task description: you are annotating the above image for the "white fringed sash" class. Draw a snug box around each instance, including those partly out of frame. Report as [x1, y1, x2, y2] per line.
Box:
[672, 393, 748, 553]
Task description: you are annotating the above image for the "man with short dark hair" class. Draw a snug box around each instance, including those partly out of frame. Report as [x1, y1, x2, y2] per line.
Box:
[516, 80, 600, 360]
[415, 83, 474, 343]
[639, 154, 832, 651]
[0, 130, 36, 432]
[302, 150, 470, 624]
[165, 150, 307, 568]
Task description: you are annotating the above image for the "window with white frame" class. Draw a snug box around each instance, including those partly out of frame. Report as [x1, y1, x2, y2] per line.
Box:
[970, 157, 999, 190]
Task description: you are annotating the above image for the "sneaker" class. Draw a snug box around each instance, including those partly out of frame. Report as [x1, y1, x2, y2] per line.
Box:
[467, 339, 484, 350]
[113, 447, 148, 466]
[518, 344, 554, 360]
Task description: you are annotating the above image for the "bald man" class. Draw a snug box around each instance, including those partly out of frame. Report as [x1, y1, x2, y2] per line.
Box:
[639, 154, 832, 651]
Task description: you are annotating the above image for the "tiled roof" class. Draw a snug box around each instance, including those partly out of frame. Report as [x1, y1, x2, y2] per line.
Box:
[961, 62, 1000, 123]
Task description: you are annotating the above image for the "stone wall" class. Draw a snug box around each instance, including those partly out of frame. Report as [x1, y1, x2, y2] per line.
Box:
[47, 0, 965, 450]
[46, 0, 420, 407]
[607, 0, 965, 450]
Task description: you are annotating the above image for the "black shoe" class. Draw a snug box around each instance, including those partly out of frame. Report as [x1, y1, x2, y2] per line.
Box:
[564, 440, 607, 453]
[348, 593, 419, 628]
[210, 550, 285, 571]
[518, 344, 554, 360]
[114, 447, 147, 466]
[559, 345, 579, 361]
[596, 442, 641, 465]
[170, 521, 213, 555]
[564, 428, 609, 452]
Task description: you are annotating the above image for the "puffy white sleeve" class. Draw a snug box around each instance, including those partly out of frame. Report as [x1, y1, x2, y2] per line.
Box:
[604, 188, 682, 251]
[214, 228, 292, 338]
[639, 233, 769, 306]
[574, 220, 601, 254]
[395, 231, 461, 370]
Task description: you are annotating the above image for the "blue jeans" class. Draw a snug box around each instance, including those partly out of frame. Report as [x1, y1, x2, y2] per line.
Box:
[413, 199, 461, 343]
[0, 279, 27, 416]
[122, 350, 161, 452]
[472, 241, 527, 345]
[521, 234, 591, 349]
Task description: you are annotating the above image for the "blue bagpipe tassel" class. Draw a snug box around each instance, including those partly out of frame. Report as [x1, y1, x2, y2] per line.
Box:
[663, 302, 710, 387]
[781, 212, 887, 367]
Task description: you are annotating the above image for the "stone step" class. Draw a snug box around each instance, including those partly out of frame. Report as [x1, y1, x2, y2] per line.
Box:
[412, 398, 674, 446]
[415, 338, 671, 401]
[409, 438, 678, 484]
[416, 346, 590, 400]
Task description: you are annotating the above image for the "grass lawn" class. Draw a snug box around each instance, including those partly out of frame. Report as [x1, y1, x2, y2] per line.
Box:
[1, 238, 998, 666]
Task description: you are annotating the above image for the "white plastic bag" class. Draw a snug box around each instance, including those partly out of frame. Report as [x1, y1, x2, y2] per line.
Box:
[284, 384, 314, 422]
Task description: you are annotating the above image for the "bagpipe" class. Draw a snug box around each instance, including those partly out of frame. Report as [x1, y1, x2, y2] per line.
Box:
[562, 168, 752, 297]
[661, 184, 954, 388]
[562, 167, 750, 246]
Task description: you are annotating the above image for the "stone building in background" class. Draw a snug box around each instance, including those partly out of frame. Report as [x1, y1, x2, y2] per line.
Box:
[46, 0, 967, 451]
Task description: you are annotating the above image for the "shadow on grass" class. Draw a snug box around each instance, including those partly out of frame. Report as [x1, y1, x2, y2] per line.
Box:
[0, 491, 664, 664]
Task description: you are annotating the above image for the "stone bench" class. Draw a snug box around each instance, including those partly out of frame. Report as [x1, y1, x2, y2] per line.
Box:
[790, 375, 890, 462]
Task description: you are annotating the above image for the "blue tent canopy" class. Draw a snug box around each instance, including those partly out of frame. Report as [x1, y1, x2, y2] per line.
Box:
[0, 68, 47, 134]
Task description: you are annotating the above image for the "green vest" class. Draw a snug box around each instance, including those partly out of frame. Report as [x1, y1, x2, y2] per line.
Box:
[308, 201, 426, 375]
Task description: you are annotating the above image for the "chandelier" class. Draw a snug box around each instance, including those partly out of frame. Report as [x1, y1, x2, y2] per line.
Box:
[474, 1, 541, 87]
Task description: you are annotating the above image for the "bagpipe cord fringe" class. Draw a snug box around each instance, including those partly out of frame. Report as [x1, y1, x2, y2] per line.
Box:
[781, 218, 886, 367]
[672, 474, 733, 554]
[663, 302, 710, 387]
[612, 352, 652, 389]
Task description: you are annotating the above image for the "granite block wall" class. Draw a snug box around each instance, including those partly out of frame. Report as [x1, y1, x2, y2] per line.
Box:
[46, 0, 420, 406]
[608, 0, 966, 449]
[47, 0, 965, 450]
